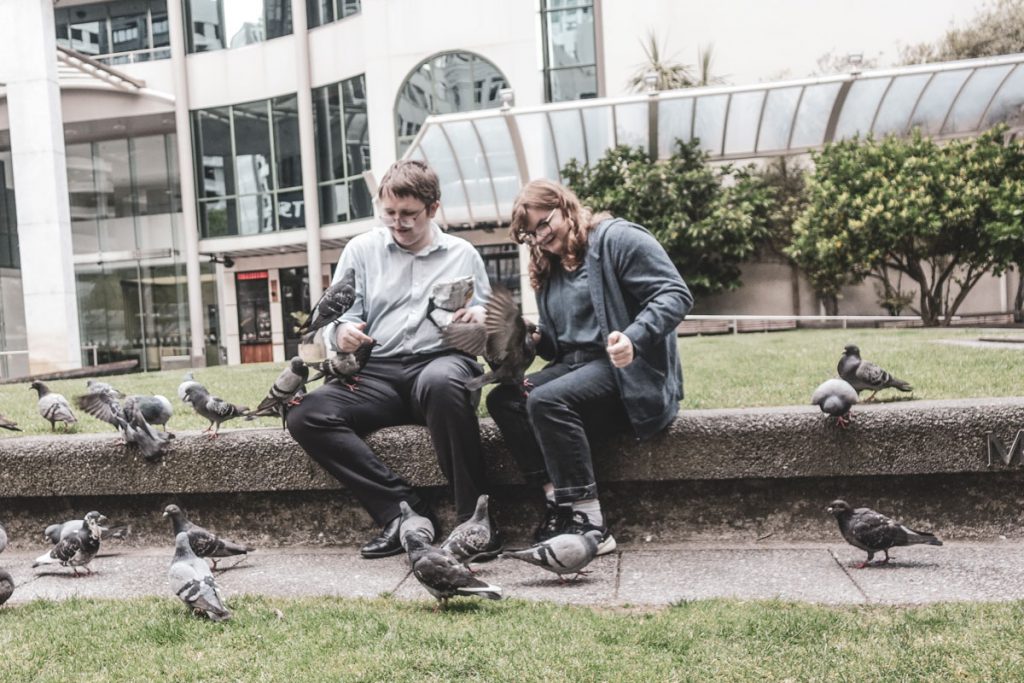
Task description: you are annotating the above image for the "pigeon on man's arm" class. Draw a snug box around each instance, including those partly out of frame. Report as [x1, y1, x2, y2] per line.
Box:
[245, 357, 309, 428]
[307, 341, 377, 390]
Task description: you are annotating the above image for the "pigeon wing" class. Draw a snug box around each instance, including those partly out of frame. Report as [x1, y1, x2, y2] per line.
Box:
[442, 322, 489, 356]
[483, 285, 526, 364]
[849, 508, 899, 550]
[854, 361, 889, 390]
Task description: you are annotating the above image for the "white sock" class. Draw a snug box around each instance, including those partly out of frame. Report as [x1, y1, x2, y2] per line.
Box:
[544, 487, 556, 505]
[572, 498, 603, 527]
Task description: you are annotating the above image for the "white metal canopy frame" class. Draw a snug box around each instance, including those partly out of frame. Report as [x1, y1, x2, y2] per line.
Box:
[403, 53, 1024, 229]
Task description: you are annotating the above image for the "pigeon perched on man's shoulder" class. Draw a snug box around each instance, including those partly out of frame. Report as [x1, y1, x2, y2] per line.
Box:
[441, 494, 502, 565]
[811, 378, 859, 428]
[246, 357, 309, 428]
[30, 381, 77, 431]
[837, 345, 912, 401]
[168, 531, 231, 621]
[502, 530, 603, 581]
[162, 504, 254, 569]
[404, 533, 502, 609]
[298, 267, 356, 343]
[827, 499, 942, 568]
[182, 384, 248, 437]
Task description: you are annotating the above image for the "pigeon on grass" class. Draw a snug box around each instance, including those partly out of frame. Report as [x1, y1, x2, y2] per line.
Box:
[827, 499, 943, 568]
[0, 414, 21, 431]
[837, 345, 912, 402]
[298, 267, 356, 343]
[307, 341, 377, 391]
[502, 530, 603, 582]
[32, 511, 104, 575]
[29, 381, 77, 431]
[162, 505, 254, 570]
[811, 378, 859, 428]
[404, 533, 502, 610]
[182, 384, 248, 437]
[246, 357, 309, 428]
[168, 531, 231, 622]
[441, 494, 502, 566]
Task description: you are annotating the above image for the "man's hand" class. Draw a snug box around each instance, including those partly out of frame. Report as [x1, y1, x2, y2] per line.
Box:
[336, 321, 373, 353]
[606, 330, 634, 368]
[452, 305, 486, 325]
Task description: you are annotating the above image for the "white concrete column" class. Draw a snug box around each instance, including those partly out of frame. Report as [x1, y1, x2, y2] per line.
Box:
[268, 268, 285, 362]
[0, 0, 82, 373]
[291, 0, 324, 304]
[167, 0, 208, 366]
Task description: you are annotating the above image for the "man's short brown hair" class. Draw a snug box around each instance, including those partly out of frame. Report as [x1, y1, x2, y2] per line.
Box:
[377, 160, 440, 206]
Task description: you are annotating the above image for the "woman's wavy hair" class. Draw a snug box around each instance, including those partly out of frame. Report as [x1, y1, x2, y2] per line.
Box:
[508, 180, 611, 290]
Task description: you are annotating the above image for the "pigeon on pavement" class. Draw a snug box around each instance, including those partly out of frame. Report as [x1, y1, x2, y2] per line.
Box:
[307, 341, 377, 390]
[168, 531, 231, 621]
[0, 414, 21, 431]
[398, 501, 436, 552]
[298, 267, 356, 343]
[44, 514, 130, 545]
[404, 533, 502, 609]
[162, 504, 254, 569]
[811, 378, 859, 427]
[502, 530, 603, 581]
[0, 569, 12, 606]
[838, 345, 912, 401]
[441, 494, 502, 564]
[182, 384, 248, 437]
[30, 381, 77, 431]
[245, 357, 309, 428]
[442, 284, 537, 394]
[32, 511, 103, 574]
[827, 499, 943, 567]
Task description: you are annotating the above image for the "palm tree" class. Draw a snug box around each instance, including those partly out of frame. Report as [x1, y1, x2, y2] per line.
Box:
[628, 31, 694, 92]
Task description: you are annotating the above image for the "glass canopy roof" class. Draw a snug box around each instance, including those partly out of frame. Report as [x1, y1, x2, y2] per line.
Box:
[404, 53, 1024, 229]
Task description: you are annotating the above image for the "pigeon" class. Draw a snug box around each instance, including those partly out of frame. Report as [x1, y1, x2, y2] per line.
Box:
[178, 372, 201, 403]
[32, 511, 103, 574]
[245, 357, 309, 428]
[0, 520, 7, 554]
[168, 531, 231, 622]
[827, 499, 943, 568]
[44, 514, 130, 545]
[0, 414, 19, 431]
[442, 284, 537, 394]
[297, 267, 357, 343]
[162, 504, 254, 569]
[182, 384, 248, 437]
[811, 378, 859, 427]
[404, 533, 502, 609]
[134, 394, 174, 431]
[838, 345, 912, 401]
[75, 391, 174, 461]
[441, 494, 502, 564]
[307, 341, 377, 390]
[398, 501, 436, 552]
[29, 381, 77, 431]
[502, 530, 603, 581]
[86, 379, 123, 398]
[0, 569, 12, 606]
[426, 276, 475, 330]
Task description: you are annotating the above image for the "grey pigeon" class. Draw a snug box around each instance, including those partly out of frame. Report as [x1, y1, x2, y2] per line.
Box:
[86, 379, 123, 398]
[404, 533, 502, 609]
[811, 378, 859, 427]
[245, 357, 309, 428]
[168, 531, 231, 621]
[441, 494, 501, 564]
[838, 345, 912, 401]
[135, 394, 173, 430]
[182, 384, 248, 437]
[442, 284, 537, 394]
[44, 514, 129, 545]
[0, 414, 21, 431]
[178, 372, 201, 403]
[75, 391, 174, 461]
[163, 504, 254, 569]
[398, 500, 436, 552]
[29, 381, 77, 431]
[502, 530, 603, 581]
[32, 511, 103, 574]
[0, 520, 7, 554]
[827, 499, 943, 568]
[308, 341, 377, 390]
[298, 267, 356, 343]
[0, 569, 12, 606]
[426, 276, 475, 330]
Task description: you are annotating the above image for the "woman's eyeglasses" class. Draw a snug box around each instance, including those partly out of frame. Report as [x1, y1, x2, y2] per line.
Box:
[516, 208, 557, 244]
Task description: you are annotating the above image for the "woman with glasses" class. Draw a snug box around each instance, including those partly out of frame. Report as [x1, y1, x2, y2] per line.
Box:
[486, 179, 693, 555]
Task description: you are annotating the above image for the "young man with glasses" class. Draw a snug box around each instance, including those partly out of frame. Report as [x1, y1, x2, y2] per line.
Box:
[287, 160, 497, 559]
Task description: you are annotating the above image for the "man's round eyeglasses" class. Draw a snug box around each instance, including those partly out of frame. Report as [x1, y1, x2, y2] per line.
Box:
[516, 208, 557, 244]
[380, 205, 427, 228]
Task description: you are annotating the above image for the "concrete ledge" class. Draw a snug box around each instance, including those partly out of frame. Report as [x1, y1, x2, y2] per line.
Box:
[1, 397, 1023, 498]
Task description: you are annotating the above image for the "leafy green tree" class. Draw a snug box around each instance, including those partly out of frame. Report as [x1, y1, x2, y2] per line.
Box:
[901, 0, 1024, 64]
[562, 140, 770, 296]
[786, 127, 1024, 325]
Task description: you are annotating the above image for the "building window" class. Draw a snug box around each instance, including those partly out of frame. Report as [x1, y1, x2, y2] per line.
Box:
[192, 96, 305, 237]
[183, 0, 292, 53]
[54, 0, 171, 65]
[306, 0, 360, 29]
[0, 151, 17, 271]
[313, 74, 372, 225]
[478, 244, 521, 296]
[541, 0, 598, 102]
[395, 51, 510, 156]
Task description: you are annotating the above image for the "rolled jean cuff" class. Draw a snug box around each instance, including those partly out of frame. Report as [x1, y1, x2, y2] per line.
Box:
[553, 483, 598, 505]
[522, 469, 550, 487]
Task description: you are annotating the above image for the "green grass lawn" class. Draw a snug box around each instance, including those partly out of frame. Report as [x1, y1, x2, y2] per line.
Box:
[2, 596, 1023, 681]
[0, 327, 1021, 437]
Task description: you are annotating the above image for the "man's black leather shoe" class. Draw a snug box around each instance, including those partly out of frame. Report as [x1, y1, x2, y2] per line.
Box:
[360, 515, 403, 559]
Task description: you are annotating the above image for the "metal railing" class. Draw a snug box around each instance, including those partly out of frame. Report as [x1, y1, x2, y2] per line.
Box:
[680, 314, 954, 335]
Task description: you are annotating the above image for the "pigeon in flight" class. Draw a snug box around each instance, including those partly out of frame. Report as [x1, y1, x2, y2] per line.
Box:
[30, 381, 77, 431]
[298, 267, 356, 343]
[827, 499, 943, 568]
[75, 391, 174, 461]
[162, 504, 254, 569]
[182, 384, 248, 437]
[811, 378, 859, 428]
[838, 345, 912, 401]
[245, 357, 309, 428]
[398, 501, 436, 552]
[502, 530, 603, 581]
[442, 284, 537, 394]
[44, 513, 129, 545]
[441, 494, 502, 565]
[32, 511, 103, 575]
[307, 341, 377, 390]
[168, 531, 231, 621]
[0, 414, 20, 431]
[86, 379, 123, 397]
[404, 534, 502, 609]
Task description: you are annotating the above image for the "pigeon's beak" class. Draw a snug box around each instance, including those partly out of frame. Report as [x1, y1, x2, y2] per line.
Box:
[825, 506, 833, 514]
[161, 512, 169, 518]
